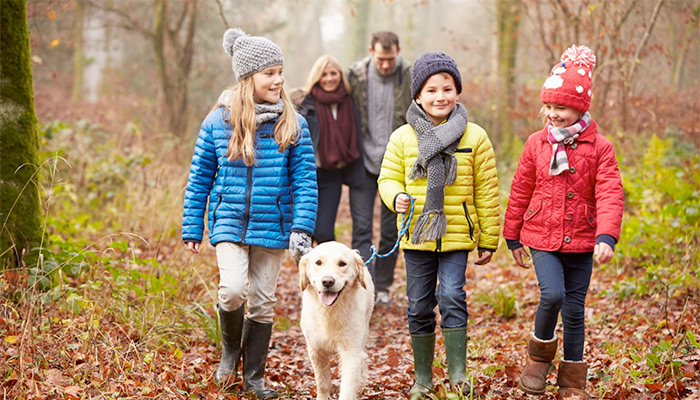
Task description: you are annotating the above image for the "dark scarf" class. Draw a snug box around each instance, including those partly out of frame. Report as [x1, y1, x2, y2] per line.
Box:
[311, 84, 359, 169]
[406, 100, 468, 244]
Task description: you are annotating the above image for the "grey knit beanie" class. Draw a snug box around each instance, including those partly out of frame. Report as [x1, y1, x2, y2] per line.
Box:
[411, 52, 463, 99]
[222, 28, 284, 81]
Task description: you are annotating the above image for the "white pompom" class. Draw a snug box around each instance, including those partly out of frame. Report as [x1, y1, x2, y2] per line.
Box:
[223, 28, 247, 56]
[561, 45, 596, 69]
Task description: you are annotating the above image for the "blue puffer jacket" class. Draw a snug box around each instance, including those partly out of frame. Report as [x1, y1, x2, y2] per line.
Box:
[182, 106, 318, 249]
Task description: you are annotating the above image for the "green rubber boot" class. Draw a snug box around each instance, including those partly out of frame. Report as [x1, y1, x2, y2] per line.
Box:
[409, 333, 435, 398]
[443, 327, 470, 393]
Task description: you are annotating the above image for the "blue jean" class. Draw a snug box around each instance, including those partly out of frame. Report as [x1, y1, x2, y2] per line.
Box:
[349, 169, 398, 292]
[531, 249, 593, 361]
[404, 250, 469, 334]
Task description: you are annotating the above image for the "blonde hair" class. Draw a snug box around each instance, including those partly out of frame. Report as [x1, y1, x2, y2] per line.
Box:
[303, 55, 351, 95]
[224, 77, 300, 166]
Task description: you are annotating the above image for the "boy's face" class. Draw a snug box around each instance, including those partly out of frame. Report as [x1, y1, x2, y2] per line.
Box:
[369, 43, 400, 76]
[542, 102, 583, 128]
[252, 65, 284, 104]
[416, 73, 458, 125]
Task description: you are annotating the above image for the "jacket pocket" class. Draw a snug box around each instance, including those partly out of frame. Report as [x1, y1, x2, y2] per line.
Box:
[276, 197, 285, 235]
[462, 202, 474, 241]
[524, 200, 542, 221]
[212, 193, 223, 228]
[584, 203, 596, 229]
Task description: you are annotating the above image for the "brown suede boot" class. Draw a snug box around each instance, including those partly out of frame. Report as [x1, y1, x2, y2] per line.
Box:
[518, 333, 557, 395]
[558, 360, 589, 399]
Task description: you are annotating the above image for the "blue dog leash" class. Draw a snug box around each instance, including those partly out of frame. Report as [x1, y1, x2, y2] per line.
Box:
[364, 195, 416, 266]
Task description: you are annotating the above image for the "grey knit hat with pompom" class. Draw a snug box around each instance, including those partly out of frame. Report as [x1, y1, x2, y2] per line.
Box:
[222, 28, 284, 81]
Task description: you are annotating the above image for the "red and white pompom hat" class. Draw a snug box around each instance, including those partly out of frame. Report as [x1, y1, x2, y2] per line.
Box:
[540, 45, 597, 113]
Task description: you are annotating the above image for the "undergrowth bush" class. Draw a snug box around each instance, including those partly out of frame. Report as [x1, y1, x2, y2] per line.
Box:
[609, 128, 700, 299]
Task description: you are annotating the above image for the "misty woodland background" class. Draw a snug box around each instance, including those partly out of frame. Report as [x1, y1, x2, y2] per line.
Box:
[1, 0, 699, 398]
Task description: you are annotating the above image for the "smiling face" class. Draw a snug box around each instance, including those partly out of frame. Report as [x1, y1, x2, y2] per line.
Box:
[252, 65, 284, 104]
[318, 63, 342, 93]
[299, 242, 366, 306]
[415, 72, 459, 126]
[542, 102, 583, 128]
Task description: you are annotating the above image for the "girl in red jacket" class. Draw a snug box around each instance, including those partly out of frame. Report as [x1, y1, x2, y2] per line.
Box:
[503, 45, 623, 399]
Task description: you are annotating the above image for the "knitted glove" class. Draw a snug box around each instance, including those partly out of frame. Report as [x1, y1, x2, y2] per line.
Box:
[289, 231, 312, 261]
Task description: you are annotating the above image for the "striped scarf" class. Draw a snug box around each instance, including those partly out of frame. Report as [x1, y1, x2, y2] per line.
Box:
[547, 112, 591, 175]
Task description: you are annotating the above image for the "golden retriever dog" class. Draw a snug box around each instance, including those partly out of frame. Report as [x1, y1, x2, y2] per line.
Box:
[298, 241, 375, 400]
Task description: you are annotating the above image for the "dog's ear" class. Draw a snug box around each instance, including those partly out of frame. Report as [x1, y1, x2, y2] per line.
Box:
[298, 253, 311, 291]
[352, 249, 367, 290]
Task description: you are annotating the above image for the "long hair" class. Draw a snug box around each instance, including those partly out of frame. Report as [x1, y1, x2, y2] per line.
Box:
[303, 55, 351, 95]
[225, 77, 299, 166]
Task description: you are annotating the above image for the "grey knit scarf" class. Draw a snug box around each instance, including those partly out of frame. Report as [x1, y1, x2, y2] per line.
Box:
[216, 89, 284, 124]
[254, 99, 285, 124]
[406, 100, 468, 244]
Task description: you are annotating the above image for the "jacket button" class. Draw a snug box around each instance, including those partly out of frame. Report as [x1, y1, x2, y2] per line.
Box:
[569, 167, 576, 173]
[564, 236, 571, 243]
[571, 143, 578, 149]
[567, 192, 574, 199]
[528, 209, 533, 215]
[566, 214, 573, 220]
[589, 216, 594, 222]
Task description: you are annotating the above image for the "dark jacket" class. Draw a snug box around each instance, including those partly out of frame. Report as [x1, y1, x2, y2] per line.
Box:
[298, 92, 366, 187]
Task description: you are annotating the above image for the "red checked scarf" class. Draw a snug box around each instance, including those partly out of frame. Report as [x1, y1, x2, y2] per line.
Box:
[311, 84, 360, 170]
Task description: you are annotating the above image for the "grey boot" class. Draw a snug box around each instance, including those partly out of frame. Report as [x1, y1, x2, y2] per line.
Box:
[409, 333, 435, 398]
[216, 305, 244, 382]
[443, 327, 470, 393]
[242, 319, 278, 399]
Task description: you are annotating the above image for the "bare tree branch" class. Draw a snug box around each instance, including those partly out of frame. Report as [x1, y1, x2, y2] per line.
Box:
[628, 0, 665, 96]
[214, 0, 229, 28]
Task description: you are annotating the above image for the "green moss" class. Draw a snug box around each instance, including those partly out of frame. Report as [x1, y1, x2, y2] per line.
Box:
[1, 0, 44, 266]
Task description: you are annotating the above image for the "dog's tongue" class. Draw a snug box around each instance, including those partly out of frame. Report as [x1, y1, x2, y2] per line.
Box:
[321, 291, 338, 306]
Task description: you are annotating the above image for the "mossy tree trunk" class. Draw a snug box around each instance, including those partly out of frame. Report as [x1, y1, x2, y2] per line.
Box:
[491, 0, 522, 158]
[0, 0, 44, 266]
[71, 0, 85, 102]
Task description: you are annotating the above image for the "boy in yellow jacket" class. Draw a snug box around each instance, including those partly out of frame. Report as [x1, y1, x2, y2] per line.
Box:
[378, 52, 500, 397]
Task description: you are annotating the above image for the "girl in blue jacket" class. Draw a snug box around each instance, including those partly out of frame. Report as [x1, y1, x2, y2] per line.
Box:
[182, 28, 317, 399]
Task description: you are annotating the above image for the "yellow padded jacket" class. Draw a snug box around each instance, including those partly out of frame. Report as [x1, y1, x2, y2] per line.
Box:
[378, 122, 500, 252]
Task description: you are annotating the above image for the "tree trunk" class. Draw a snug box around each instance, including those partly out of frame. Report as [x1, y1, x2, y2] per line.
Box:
[492, 0, 522, 157]
[71, 0, 84, 102]
[0, 0, 44, 266]
[348, 0, 371, 63]
[153, 0, 196, 136]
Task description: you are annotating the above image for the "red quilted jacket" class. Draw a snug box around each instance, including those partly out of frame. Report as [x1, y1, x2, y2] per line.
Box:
[503, 120, 623, 252]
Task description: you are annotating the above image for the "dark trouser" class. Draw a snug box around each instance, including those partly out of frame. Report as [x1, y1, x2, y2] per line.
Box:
[349, 169, 398, 292]
[404, 250, 469, 334]
[313, 168, 344, 243]
[531, 249, 593, 361]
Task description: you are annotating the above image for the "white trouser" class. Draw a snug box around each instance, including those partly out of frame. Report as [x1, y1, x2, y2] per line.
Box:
[215, 242, 284, 323]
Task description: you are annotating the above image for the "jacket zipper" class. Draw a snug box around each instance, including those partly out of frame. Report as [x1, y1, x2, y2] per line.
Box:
[276, 197, 284, 235]
[463, 202, 474, 241]
[435, 238, 442, 252]
[212, 193, 222, 228]
[241, 166, 253, 240]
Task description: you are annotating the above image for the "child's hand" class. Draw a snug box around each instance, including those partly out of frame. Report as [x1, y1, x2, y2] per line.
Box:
[474, 250, 493, 265]
[594, 242, 614, 264]
[511, 247, 531, 268]
[395, 193, 411, 213]
[185, 241, 200, 254]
